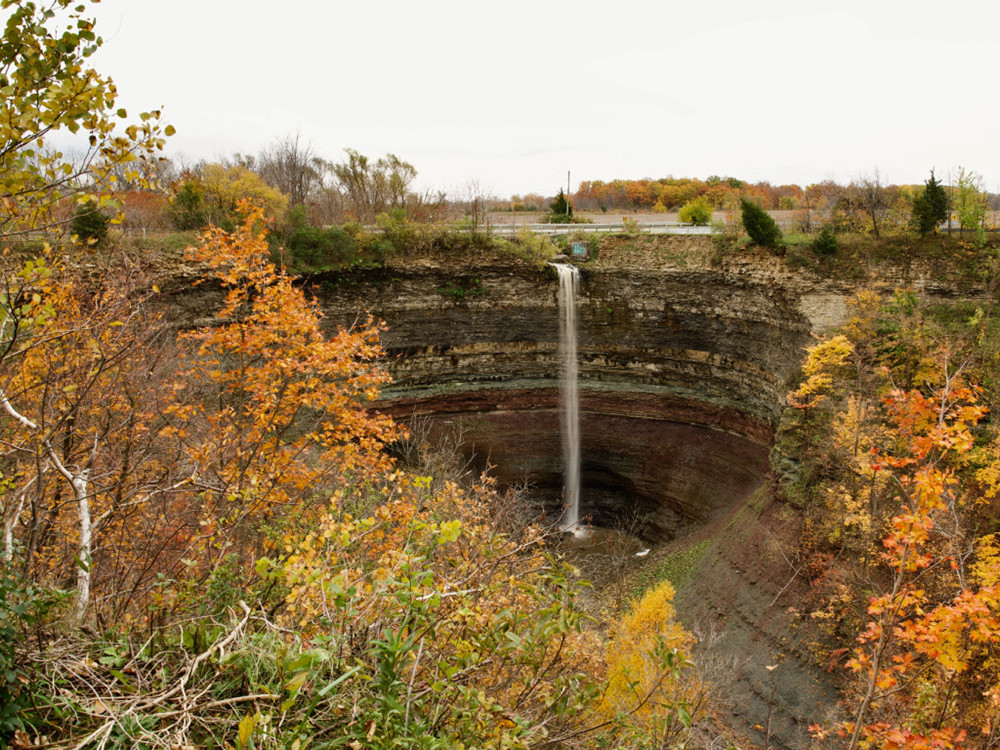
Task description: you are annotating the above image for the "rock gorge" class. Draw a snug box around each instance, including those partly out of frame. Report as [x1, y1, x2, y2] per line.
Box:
[310, 250, 831, 540]
[163, 236, 985, 747]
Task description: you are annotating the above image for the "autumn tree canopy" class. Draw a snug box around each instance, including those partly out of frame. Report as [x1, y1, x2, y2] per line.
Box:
[0, 0, 171, 239]
[784, 291, 1000, 749]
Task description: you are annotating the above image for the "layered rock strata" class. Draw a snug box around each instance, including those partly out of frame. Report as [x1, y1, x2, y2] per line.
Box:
[307, 256, 819, 539]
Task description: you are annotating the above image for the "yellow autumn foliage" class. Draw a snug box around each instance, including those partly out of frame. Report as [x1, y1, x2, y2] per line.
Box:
[841, 290, 882, 345]
[972, 535, 1000, 588]
[788, 335, 854, 409]
[200, 163, 289, 222]
[602, 578, 694, 722]
[819, 396, 892, 549]
[973, 433, 1000, 501]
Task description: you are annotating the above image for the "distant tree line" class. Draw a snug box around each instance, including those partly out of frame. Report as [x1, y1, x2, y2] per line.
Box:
[573, 172, 996, 214]
[52, 122, 997, 249]
[567, 169, 994, 246]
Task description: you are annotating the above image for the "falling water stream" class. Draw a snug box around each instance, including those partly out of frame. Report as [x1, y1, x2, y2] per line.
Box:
[552, 263, 582, 533]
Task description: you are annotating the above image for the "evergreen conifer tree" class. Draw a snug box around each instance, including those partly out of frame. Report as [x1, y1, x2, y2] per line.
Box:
[170, 180, 208, 230]
[911, 170, 949, 236]
[925, 170, 948, 225]
[812, 224, 838, 256]
[740, 197, 782, 249]
[70, 199, 109, 245]
[549, 189, 572, 219]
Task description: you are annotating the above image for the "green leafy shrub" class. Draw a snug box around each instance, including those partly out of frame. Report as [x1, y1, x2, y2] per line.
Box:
[544, 213, 575, 224]
[786, 246, 819, 272]
[283, 225, 359, 272]
[740, 197, 782, 249]
[494, 228, 560, 268]
[169, 180, 207, 230]
[22, 475, 611, 749]
[678, 196, 713, 226]
[621, 217, 642, 235]
[70, 199, 109, 245]
[277, 475, 604, 749]
[374, 207, 412, 247]
[0, 563, 64, 743]
[436, 276, 484, 302]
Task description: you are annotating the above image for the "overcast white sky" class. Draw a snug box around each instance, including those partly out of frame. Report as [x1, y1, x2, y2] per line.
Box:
[85, 0, 1000, 198]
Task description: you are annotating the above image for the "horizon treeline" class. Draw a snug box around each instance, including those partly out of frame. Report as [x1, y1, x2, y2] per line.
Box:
[570, 172, 1000, 213]
[45, 127, 998, 241]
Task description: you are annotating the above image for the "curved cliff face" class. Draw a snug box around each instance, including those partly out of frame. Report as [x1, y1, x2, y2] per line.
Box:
[309, 255, 820, 539]
[161, 244, 982, 747]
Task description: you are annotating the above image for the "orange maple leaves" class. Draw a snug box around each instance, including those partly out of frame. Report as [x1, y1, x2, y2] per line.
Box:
[169, 201, 402, 572]
[841, 371, 1000, 749]
[0, 201, 405, 621]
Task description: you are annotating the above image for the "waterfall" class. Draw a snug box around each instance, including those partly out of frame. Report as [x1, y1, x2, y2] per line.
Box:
[552, 263, 582, 533]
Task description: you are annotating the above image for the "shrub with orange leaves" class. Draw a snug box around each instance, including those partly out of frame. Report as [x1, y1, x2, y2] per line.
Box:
[0, 251, 188, 622]
[0, 201, 405, 624]
[165, 201, 403, 582]
[776, 284, 1000, 749]
[821, 369, 1000, 750]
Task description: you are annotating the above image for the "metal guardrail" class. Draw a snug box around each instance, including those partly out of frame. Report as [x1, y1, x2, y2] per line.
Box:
[483, 222, 714, 236]
[352, 221, 715, 236]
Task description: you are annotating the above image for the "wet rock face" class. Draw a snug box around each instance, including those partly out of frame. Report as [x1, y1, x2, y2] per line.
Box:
[307, 258, 818, 540]
[380, 389, 772, 542]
